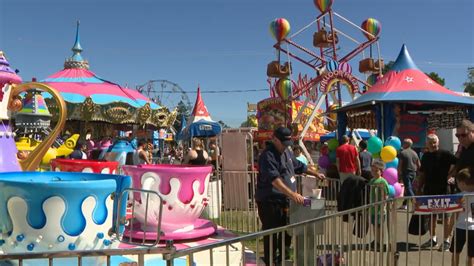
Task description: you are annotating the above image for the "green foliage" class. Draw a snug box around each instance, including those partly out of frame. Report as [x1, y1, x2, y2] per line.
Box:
[218, 120, 230, 129]
[173, 100, 191, 130]
[425, 72, 445, 86]
[382, 61, 395, 74]
[382, 62, 447, 89]
[463, 67, 474, 95]
[240, 114, 258, 128]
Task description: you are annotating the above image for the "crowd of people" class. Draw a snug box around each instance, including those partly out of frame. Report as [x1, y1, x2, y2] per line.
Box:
[254, 119, 474, 265]
[64, 132, 220, 169]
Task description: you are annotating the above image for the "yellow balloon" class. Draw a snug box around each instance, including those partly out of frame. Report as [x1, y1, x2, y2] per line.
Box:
[380, 146, 397, 163]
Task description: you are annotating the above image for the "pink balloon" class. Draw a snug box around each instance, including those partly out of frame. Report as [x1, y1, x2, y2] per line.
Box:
[382, 167, 398, 185]
[393, 182, 404, 198]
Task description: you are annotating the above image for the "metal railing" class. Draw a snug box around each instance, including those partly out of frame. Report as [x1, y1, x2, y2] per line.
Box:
[163, 193, 473, 266]
[2, 186, 472, 266]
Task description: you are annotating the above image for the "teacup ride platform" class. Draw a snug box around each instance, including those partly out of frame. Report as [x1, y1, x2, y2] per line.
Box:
[122, 164, 218, 242]
[50, 158, 119, 174]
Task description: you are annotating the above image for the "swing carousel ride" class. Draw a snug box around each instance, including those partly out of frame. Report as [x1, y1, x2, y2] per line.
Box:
[257, 0, 383, 157]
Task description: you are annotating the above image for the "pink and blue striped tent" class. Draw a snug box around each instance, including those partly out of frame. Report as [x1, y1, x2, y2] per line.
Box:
[43, 68, 159, 109]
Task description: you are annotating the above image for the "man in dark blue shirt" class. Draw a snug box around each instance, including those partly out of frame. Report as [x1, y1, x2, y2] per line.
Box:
[256, 127, 325, 265]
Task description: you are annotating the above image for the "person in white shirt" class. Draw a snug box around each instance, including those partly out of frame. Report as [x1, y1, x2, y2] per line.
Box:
[450, 168, 474, 266]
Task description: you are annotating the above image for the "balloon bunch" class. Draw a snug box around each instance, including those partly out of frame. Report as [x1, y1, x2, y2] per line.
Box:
[367, 135, 403, 198]
[317, 138, 338, 170]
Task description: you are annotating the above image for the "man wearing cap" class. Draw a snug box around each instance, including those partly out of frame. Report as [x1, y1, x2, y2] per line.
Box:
[256, 127, 325, 265]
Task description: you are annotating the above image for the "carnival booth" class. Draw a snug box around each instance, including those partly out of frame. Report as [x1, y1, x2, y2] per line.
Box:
[337, 44, 474, 148]
[255, 97, 327, 144]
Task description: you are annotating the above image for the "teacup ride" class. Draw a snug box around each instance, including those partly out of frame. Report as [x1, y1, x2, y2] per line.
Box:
[51, 158, 119, 174]
[15, 134, 81, 171]
[102, 139, 135, 172]
[122, 164, 216, 241]
[0, 82, 67, 172]
[0, 171, 131, 254]
[0, 81, 133, 255]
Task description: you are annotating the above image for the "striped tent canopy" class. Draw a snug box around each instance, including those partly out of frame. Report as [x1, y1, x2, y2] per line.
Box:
[42, 22, 175, 128]
[337, 44, 474, 141]
[340, 44, 474, 109]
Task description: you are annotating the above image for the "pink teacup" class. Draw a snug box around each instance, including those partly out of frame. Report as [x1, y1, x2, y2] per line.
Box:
[122, 164, 212, 233]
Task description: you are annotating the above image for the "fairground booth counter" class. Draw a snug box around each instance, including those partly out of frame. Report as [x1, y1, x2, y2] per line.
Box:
[337, 45, 474, 149]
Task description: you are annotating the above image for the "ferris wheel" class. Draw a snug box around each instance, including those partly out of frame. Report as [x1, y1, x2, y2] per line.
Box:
[266, 0, 384, 155]
[136, 79, 192, 113]
[267, 0, 383, 111]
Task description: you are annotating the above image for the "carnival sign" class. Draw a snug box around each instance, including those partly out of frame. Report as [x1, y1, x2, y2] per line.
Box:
[319, 70, 359, 94]
[414, 195, 464, 214]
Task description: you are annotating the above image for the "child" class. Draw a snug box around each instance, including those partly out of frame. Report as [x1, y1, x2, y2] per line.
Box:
[368, 159, 389, 250]
[293, 145, 308, 165]
[450, 167, 474, 266]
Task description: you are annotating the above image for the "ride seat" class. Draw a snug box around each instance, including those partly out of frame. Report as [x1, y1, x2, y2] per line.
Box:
[313, 30, 339, 48]
[266, 61, 292, 78]
[358, 58, 384, 73]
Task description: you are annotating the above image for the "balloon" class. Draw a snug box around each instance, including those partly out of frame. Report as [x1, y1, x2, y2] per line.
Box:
[393, 182, 404, 198]
[313, 0, 333, 13]
[276, 78, 293, 101]
[337, 62, 352, 74]
[385, 157, 399, 169]
[361, 18, 381, 40]
[269, 18, 291, 42]
[327, 138, 339, 151]
[329, 150, 337, 163]
[381, 146, 397, 163]
[388, 185, 395, 198]
[372, 152, 380, 159]
[367, 136, 383, 154]
[385, 136, 401, 151]
[318, 155, 330, 169]
[326, 60, 339, 72]
[382, 167, 398, 185]
[366, 73, 379, 86]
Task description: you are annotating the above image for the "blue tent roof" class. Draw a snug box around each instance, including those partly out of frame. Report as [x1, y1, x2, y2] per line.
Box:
[320, 130, 371, 143]
[184, 119, 222, 138]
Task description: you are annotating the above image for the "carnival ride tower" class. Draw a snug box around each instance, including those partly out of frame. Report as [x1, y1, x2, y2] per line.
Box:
[267, 0, 384, 158]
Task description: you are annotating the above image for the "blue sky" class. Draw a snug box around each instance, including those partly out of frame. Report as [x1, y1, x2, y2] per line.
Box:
[1, 0, 473, 127]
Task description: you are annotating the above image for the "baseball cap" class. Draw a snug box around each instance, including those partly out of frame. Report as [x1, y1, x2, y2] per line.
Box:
[274, 127, 293, 147]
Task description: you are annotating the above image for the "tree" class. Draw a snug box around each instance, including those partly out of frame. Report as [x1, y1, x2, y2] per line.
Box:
[382, 61, 395, 75]
[218, 120, 230, 129]
[383, 61, 447, 88]
[240, 114, 258, 127]
[463, 67, 474, 95]
[425, 72, 445, 86]
[173, 100, 191, 131]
